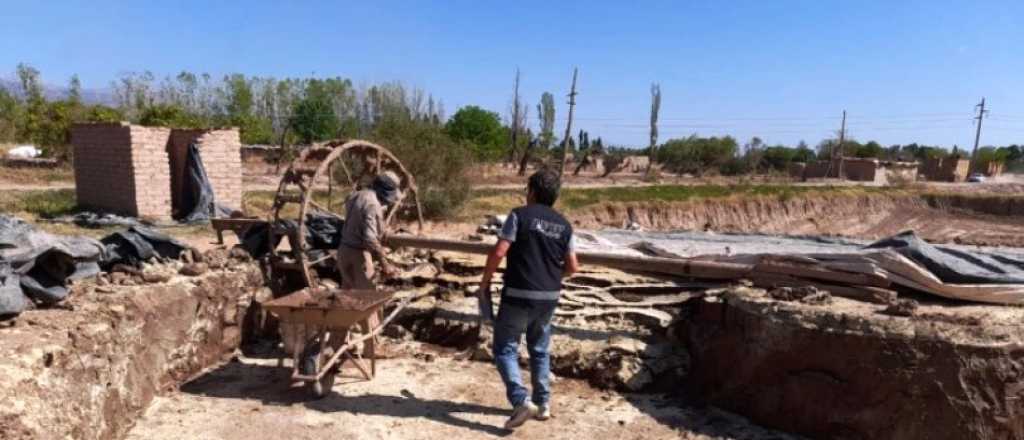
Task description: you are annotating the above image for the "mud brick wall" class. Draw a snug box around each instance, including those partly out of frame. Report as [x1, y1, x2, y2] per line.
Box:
[71, 123, 173, 220]
[880, 163, 919, 184]
[803, 160, 833, 179]
[922, 157, 971, 182]
[841, 158, 878, 182]
[0, 265, 267, 440]
[168, 128, 242, 216]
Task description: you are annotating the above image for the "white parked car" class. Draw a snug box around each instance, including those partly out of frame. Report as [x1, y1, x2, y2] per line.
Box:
[967, 173, 986, 183]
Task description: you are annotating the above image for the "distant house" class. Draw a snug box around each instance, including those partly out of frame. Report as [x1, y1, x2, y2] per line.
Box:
[791, 157, 918, 184]
[921, 157, 970, 182]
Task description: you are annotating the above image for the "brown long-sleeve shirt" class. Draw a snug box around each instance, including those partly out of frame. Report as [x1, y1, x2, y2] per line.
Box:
[339, 189, 387, 259]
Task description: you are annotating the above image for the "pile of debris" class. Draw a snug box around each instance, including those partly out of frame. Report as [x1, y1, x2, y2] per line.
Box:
[704, 231, 1024, 305]
[390, 230, 1024, 307]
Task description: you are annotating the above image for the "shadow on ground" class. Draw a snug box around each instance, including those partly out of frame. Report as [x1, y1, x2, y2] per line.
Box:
[180, 358, 512, 437]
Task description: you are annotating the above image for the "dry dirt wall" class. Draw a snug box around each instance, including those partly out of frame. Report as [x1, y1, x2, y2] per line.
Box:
[567, 192, 1024, 246]
[0, 264, 266, 440]
[678, 290, 1024, 440]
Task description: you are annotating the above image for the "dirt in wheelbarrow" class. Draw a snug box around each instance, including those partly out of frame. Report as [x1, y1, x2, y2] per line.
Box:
[125, 340, 796, 440]
[268, 287, 395, 311]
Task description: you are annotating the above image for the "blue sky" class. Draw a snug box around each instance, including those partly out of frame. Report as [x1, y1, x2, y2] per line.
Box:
[2, 0, 1022, 148]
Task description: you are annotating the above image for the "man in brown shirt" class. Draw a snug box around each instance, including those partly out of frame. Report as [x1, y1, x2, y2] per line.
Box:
[337, 171, 401, 289]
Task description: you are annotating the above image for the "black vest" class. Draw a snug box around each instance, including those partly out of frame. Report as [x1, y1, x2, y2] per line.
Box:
[503, 205, 573, 292]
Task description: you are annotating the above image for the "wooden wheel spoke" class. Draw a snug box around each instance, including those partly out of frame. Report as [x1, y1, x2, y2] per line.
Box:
[269, 140, 427, 289]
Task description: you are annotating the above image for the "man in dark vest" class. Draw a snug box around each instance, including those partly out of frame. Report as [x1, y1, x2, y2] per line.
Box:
[478, 169, 580, 430]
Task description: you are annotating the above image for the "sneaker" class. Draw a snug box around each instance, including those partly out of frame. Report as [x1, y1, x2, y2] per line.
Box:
[535, 404, 551, 421]
[504, 402, 538, 430]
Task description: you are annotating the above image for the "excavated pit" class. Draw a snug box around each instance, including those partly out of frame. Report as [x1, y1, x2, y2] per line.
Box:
[5, 230, 1024, 439]
[0, 262, 268, 440]
[677, 288, 1024, 440]
[392, 251, 1024, 439]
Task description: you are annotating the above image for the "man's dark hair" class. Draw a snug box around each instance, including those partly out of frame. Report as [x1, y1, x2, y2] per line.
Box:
[528, 169, 561, 206]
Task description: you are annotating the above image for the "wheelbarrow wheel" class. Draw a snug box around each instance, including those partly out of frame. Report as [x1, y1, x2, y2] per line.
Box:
[310, 346, 336, 399]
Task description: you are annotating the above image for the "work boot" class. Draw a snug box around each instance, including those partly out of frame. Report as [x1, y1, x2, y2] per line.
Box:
[535, 404, 551, 421]
[504, 402, 538, 430]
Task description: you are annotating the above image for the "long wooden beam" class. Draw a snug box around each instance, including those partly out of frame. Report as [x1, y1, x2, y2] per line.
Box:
[387, 234, 752, 280]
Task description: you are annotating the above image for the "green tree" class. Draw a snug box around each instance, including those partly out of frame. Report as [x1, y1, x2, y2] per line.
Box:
[444, 105, 505, 160]
[855, 141, 883, 158]
[16, 63, 46, 143]
[657, 135, 739, 175]
[221, 74, 274, 144]
[139, 103, 203, 128]
[761, 145, 796, 170]
[290, 91, 339, 144]
[68, 74, 82, 105]
[0, 87, 20, 142]
[647, 83, 661, 174]
[536, 92, 556, 149]
[370, 118, 473, 218]
[223, 74, 254, 120]
[34, 100, 77, 158]
[84, 105, 123, 123]
[794, 141, 815, 162]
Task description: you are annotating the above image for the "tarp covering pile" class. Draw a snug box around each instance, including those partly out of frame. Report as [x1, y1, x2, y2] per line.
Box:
[701, 231, 1024, 305]
[0, 215, 190, 316]
[51, 212, 147, 229]
[237, 213, 344, 261]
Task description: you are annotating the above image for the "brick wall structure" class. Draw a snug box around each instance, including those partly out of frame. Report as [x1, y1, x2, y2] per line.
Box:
[922, 157, 970, 182]
[71, 123, 241, 220]
[71, 123, 173, 220]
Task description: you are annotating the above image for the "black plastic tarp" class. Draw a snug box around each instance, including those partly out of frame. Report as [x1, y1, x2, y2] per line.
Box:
[0, 261, 29, 316]
[180, 143, 234, 223]
[865, 231, 1024, 285]
[0, 215, 103, 314]
[99, 226, 190, 270]
[237, 213, 344, 259]
[0, 216, 192, 317]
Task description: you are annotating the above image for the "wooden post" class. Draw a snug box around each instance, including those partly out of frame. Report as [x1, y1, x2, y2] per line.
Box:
[558, 68, 578, 178]
[970, 97, 987, 173]
[837, 110, 846, 179]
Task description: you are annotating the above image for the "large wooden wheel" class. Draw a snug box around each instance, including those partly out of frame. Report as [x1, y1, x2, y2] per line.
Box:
[267, 139, 424, 287]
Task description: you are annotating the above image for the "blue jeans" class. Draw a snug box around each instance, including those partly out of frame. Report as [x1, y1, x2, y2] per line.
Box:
[492, 297, 556, 408]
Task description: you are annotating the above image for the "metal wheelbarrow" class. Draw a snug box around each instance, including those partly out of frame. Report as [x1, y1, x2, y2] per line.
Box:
[262, 288, 410, 398]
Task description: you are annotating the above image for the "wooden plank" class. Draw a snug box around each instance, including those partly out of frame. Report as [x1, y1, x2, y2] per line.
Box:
[754, 260, 891, 288]
[387, 234, 754, 280]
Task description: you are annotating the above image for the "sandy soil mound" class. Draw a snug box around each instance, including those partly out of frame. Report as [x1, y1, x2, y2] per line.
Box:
[569, 192, 1024, 247]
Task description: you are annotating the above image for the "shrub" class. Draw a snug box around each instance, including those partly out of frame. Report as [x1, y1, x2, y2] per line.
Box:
[370, 119, 474, 219]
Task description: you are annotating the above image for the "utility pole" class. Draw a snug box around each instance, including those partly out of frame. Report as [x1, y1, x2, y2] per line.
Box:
[971, 97, 988, 170]
[558, 67, 578, 178]
[508, 68, 522, 164]
[836, 110, 846, 179]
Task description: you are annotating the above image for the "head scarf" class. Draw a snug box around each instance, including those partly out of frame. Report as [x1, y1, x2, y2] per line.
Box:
[372, 171, 403, 206]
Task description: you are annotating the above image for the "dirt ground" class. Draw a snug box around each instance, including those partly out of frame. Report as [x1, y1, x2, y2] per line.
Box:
[125, 341, 797, 440]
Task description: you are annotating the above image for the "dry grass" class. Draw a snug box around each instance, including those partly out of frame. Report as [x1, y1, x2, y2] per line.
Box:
[0, 166, 74, 184]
